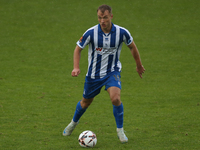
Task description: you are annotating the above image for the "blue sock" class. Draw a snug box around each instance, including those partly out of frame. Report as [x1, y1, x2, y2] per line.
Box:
[73, 101, 87, 122]
[113, 103, 124, 128]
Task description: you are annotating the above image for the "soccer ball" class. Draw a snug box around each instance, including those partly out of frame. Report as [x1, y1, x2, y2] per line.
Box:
[78, 130, 97, 148]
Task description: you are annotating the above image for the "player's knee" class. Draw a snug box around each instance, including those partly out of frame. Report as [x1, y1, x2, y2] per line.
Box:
[81, 98, 93, 108]
[111, 95, 121, 106]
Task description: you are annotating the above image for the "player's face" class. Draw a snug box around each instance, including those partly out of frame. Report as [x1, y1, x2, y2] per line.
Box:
[97, 10, 113, 33]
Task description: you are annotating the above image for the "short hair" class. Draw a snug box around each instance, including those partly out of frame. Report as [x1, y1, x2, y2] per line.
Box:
[97, 5, 112, 14]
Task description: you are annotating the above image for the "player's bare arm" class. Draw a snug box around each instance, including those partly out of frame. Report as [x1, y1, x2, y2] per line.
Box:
[128, 42, 145, 78]
[71, 45, 82, 77]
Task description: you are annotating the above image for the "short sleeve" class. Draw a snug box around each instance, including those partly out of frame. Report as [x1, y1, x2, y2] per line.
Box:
[76, 29, 92, 49]
[122, 28, 133, 46]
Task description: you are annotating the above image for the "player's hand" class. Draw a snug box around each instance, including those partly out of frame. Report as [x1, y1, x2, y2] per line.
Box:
[71, 68, 81, 77]
[136, 65, 145, 78]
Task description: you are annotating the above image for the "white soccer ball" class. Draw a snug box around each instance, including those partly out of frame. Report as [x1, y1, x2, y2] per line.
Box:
[78, 130, 97, 148]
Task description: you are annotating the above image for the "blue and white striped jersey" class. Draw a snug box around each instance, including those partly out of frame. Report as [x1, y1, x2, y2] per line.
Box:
[77, 23, 133, 79]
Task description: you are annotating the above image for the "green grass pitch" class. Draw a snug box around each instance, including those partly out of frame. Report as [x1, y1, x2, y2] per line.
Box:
[0, 0, 200, 149]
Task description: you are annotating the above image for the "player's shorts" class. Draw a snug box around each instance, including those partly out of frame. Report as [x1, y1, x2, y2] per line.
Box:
[83, 71, 121, 99]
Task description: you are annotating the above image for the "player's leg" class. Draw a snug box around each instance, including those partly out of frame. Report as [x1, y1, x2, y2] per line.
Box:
[106, 73, 123, 128]
[63, 97, 94, 136]
[63, 77, 102, 136]
[105, 72, 128, 143]
[107, 87, 128, 143]
[107, 87, 124, 129]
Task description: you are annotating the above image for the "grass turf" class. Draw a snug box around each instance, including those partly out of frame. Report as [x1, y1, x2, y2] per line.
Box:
[0, 0, 199, 149]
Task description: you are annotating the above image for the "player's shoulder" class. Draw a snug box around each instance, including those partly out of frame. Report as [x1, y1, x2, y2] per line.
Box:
[114, 24, 130, 33]
[83, 24, 98, 34]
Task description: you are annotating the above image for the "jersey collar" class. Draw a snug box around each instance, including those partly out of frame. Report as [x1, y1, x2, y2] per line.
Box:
[98, 23, 116, 35]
